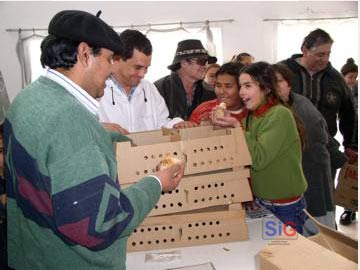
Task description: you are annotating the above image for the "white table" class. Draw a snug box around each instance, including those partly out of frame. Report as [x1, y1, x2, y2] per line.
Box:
[126, 218, 270, 270]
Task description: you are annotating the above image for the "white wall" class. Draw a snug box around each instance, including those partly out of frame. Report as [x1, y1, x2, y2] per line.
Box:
[0, 1, 357, 102]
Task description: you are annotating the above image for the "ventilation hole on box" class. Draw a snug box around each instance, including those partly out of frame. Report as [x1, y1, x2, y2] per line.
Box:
[195, 223, 199, 227]
[193, 149, 197, 153]
[148, 228, 151, 232]
[151, 154, 155, 159]
[200, 148, 204, 152]
[231, 194, 235, 198]
[170, 203, 174, 207]
[193, 162, 197, 167]
[208, 160, 212, 164]
[155, 227, 159, 231]
[214, 183, 218, 187]
[178, 202, 183, 207]
[214, 146, 218, 150]
[216, 159, 220, 163]
[221, 183, 224, 186]
[132, 242, 136, 246]
[188, 236, 192, 240]
[230, 157, 234, 160]
[159, 154, 163, 158]
[202, 222, 206, 226]
[161, 191, 165, 195]
[200, 161, 205, 165]
[219, 233, 223, 237]
[207, 147, 211, 151]
[171, 238, 175, 242]
[224, 195, 227, 198]
[144, 169, 148, 174]
[216, 196, 220, 200]
[195, 187, 198, 190]
[209, 221, 213, 225]
[176, 189, 179, 193]
[134, 229, 137, 233]
[194, 199, 198, 203]
[201, 185, 205, 189]
[140, 228, 144, 232]
[209, 197, 213, 201]
[223, 158, 227, 162]
[195, 236, 199, 239]
[226, 232, 230, 236]
[148, 241, 152, 244]
[211, 234, 215, 238]
[144, 155, 148, 160]
[168, 191, 172, 194]
[162, 226, 166, 230]
[169, 226, 173, 230]
[136, 171, 140, 175]
[203, 235, 207, 239]
[155, 205, 158, 209]
[162, 204, 166, 208]
[208, 184, 211, 188]
[220, 145, 224, 149]
[216, 221, 220, 225]
[201, 198, 205, 202]
[173, 152, 178, 156]
[156, 240, 159, 244]
[140, 241, 143, 245]
[163, 239, 167, 243]
[188, 224, 192, 228]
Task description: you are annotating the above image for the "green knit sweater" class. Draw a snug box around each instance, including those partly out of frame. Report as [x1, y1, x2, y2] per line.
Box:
[242, 103, 307, 200]
[5, 76, 161, 270]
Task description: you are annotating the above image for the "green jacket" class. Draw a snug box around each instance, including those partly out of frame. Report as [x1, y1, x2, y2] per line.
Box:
[243, 103, 307, 200]
[5, 76, 161, 270]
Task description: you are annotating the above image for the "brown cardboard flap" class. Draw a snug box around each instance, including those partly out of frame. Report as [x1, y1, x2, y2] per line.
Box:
[305, 210, 358, 263]
[256, 234, 357, 270]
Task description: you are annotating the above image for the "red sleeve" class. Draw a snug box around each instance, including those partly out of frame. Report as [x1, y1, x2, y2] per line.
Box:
[189, 99, 218, 124]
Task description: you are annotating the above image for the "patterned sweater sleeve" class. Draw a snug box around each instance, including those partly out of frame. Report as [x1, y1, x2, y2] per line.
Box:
[6, 119, 161, 252]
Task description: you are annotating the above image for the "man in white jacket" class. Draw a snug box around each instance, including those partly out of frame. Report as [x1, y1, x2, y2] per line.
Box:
[98, 29, 195, 133]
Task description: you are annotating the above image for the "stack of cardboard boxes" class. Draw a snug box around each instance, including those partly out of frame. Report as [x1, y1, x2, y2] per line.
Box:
[115, 126, 253, 252]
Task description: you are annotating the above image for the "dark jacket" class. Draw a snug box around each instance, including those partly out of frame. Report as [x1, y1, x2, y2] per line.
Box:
[290, 93, 334, 216]
[154, 72, 216, 120]
[281, 54, 357, 148]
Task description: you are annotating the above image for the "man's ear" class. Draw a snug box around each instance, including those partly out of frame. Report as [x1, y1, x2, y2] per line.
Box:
[77, 42, 92, 67]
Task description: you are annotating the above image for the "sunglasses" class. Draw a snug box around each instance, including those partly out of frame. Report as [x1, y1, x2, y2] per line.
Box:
[189, 58, 208, 66]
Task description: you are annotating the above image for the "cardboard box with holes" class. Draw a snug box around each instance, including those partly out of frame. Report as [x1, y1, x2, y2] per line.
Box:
[115, 126, 253, 251]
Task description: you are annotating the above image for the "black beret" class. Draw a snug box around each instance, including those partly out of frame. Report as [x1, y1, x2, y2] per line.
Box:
[48, 10, 123, 55]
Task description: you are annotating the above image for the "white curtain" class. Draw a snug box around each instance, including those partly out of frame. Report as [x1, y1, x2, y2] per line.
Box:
[16, 30, 46, 88]
[17, 23, 221, 85]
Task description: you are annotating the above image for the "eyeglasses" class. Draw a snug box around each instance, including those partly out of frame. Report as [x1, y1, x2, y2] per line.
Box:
[189, 58, 208, 66]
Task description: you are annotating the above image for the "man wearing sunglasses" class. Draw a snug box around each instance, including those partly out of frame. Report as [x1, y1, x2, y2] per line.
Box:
[154, 39, 217, 120]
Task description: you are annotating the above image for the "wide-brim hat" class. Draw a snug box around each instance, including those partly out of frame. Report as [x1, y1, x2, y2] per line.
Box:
[167, 39, 217, 71]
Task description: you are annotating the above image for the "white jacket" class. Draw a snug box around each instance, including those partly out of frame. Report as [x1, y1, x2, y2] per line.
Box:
[98, 77, 183, 132]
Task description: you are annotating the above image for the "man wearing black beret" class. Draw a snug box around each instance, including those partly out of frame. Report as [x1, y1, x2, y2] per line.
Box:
[4, 10, 184, 270]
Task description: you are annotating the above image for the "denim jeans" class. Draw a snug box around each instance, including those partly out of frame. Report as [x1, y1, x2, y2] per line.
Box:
[256, 197, 306, 234]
